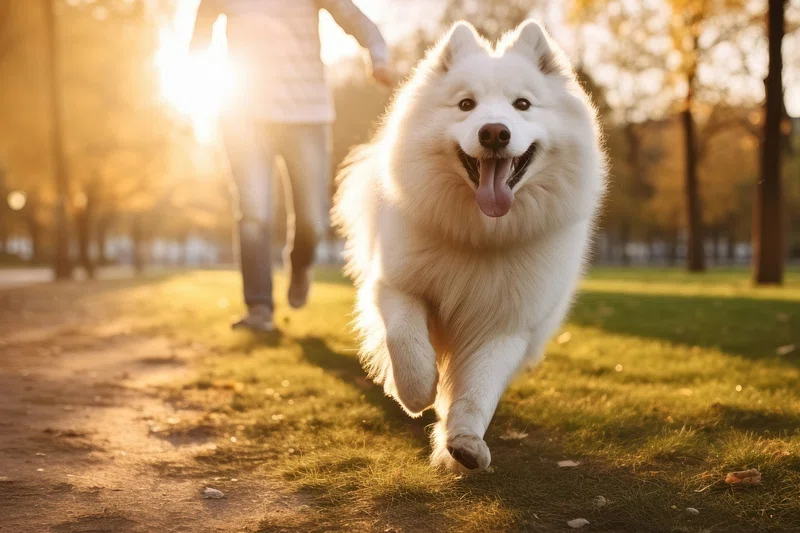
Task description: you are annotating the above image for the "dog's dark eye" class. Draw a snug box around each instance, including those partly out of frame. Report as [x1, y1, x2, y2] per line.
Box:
[458, 98, 476, 112]
[513, 98, 531, 111]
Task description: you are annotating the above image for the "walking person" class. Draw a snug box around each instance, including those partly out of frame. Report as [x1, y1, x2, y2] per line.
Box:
[190, 0, 394, 332]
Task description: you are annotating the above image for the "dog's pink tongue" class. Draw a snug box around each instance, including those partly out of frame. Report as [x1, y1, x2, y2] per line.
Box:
[476, 158, 513, 217]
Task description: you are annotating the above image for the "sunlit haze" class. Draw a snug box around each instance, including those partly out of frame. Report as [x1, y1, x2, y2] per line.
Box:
[154, 0, 433, 142]
[155, 0, 799, 132]
[155, 2, 237, 143]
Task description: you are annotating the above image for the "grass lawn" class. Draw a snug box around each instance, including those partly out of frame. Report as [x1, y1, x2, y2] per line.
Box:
[77, 267, 800, 532]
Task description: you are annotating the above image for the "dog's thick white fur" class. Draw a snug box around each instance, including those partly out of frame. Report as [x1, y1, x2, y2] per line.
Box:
[333, 20, 606, 473]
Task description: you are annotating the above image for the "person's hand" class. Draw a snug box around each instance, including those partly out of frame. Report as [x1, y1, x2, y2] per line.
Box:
[371, 64, 397, 88]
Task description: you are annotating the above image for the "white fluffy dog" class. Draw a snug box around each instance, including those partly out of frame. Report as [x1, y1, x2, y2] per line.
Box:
[333, 19, 606, 472]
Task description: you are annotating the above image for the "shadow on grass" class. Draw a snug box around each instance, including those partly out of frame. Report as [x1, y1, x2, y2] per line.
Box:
[711, 403, 800, 434]
[286, 336, 800, 533]
[229, 329, 284, 351]
[570, 290, 799, 363]
[296, 336, 435, 442]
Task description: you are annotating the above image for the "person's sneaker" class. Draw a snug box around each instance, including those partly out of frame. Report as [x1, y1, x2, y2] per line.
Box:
[231, 305, 275, 332]
[287, 268, 311, 309]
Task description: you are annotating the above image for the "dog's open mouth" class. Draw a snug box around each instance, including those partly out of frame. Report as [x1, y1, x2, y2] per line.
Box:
[457, 143, 539, 218]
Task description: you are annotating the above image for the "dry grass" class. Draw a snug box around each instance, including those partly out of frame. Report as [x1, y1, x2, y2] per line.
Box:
[61, 267, 800, 532]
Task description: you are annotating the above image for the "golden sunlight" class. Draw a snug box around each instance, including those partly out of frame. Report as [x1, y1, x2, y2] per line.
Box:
[155, 10, 236, 144]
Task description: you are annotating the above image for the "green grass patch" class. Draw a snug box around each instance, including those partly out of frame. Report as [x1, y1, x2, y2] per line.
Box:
[94, 267, 800, 532]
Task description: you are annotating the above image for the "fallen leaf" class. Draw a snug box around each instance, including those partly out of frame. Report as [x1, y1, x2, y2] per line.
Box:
[557, 332, 572, 345]
[203, 487, 224, 499]
[567, 518, 589, 529]
[557, 460, 580, 468]
[499, 429, 528, 440]
[724, 468, 762, 485]
[776, 344, 796, 356]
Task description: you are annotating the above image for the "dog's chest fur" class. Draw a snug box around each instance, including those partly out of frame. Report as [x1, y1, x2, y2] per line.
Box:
[378, 223, 587, 352]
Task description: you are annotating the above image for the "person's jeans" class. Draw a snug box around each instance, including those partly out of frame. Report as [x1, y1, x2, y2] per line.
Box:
[221, 121, 332, 311]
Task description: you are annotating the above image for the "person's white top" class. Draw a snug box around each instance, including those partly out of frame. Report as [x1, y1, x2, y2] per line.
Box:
[193, 0, 389, 124]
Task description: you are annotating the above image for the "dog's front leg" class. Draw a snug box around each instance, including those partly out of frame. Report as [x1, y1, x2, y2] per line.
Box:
[432, 334, 529, 472]
[376, 283, 438, 417]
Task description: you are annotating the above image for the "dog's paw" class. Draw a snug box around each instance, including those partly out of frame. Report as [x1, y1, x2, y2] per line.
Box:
[383, 370, 436, 417]
[431, 433, 491, 473]
[384, 335, 438, 416]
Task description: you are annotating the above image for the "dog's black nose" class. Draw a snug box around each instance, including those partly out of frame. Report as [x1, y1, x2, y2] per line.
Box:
[478, 123, 511, 150]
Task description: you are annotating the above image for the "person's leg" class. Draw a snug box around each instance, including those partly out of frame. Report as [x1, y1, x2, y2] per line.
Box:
[221, 119, 277, 330]
[276, 123, 332, 308]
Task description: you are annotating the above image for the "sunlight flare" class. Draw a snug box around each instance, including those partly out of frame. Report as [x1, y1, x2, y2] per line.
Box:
[155, 13, 236, 143]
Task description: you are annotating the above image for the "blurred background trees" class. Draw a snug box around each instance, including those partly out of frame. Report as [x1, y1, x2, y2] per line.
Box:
[0, 0, 797, 283]
[0, 0, 231, 277]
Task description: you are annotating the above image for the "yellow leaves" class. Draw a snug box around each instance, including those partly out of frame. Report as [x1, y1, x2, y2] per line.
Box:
[724, 468, 762, 485]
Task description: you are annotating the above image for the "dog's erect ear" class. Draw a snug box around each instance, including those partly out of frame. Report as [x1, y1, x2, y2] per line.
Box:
[430, 21, 483, 73]
[505, 20, 563, 76]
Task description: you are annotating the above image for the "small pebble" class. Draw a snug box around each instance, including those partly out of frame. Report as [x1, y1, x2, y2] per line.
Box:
[567, 518, 589, 529]
[777, 344, 796, 356]
[203, 487, 224, 499]
[685, 507, 700, 516]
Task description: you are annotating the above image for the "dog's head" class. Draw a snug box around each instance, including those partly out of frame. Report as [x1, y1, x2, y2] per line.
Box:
[384, 20, 603, 231]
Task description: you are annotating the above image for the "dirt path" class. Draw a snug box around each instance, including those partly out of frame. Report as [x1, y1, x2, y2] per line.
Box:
[0, 281, 279, 532]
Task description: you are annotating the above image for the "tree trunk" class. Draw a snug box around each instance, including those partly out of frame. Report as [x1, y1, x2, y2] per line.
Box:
[44, 0, 71, 280]
[75, 206, 94, 279]
[727, 235, 737, 265]
[28, 217, 42, 264]
[711, 227, 722, 265]
[619, 223, 631, 266]
[0, 210, 7, 256]
[132, 215, 145, 274]
[601, 232, 612, 264]
[622, 123, 642, 268]
[681, 83, 705, 272]
[649, 238, 659, 264]
[95, 215, 111, 265]
[667, 229, 679, 267]
[753, 0, 786, 285]
[0, 168, 7, 256]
